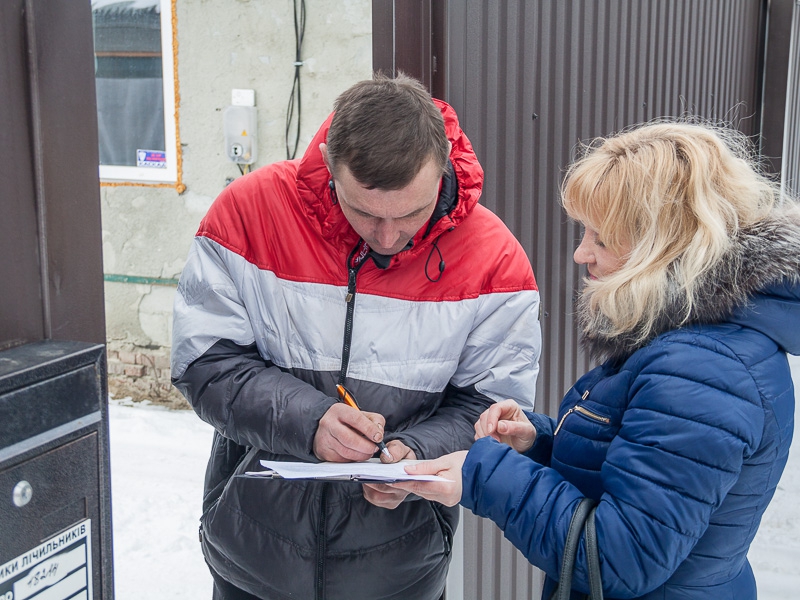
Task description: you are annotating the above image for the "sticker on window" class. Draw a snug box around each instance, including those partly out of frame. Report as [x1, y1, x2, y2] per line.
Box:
[136, 149, 167, 169]
[0, 519, 92, 600]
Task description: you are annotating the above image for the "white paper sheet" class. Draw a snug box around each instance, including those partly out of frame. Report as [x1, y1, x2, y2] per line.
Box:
[245, 458, 451, 483]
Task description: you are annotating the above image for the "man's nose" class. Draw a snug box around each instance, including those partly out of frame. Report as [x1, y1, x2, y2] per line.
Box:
[374, 220, 400, 247]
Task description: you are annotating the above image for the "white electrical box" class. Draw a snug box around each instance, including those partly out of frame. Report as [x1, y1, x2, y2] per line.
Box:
[231, 88, 255, 107]
[224, 89, 257, 164]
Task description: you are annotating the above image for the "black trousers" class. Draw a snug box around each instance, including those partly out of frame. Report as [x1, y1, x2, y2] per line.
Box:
[210, 568, 261, 600]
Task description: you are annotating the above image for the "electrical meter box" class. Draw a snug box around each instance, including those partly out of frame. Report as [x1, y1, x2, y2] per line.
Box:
[0, 341, 112, 599]
[224, 94, 258, 165]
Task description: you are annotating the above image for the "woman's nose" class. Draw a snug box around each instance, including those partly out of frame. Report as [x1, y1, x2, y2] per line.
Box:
[573, 236, 592, 265]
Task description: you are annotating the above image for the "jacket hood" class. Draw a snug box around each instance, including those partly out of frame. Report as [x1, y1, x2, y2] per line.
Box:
[583, 205, 800, 361]
[294, 99, 484, 262]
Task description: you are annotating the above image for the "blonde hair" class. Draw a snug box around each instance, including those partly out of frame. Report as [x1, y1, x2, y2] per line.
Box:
[562, 121, 779, 345]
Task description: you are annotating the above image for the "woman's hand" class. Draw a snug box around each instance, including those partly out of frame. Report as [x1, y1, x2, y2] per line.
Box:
[387, 451, 467, 507]
[362, 440, 417, 509]
[474, 399, 536, 453]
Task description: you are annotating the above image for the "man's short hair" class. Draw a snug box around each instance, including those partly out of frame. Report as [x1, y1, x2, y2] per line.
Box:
[326, 73, 450, 190]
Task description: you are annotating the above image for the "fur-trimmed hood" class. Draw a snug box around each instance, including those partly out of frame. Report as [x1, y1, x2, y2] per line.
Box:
[582, 205, 800, 362]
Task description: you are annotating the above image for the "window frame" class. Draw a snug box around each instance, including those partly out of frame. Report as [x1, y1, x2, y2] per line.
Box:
[96, 0, 178, 184]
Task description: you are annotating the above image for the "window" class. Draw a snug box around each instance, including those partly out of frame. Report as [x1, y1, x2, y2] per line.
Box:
[92, 0, 177, 183]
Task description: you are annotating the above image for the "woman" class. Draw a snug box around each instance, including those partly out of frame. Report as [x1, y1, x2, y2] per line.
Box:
[393, 122, 800, 599]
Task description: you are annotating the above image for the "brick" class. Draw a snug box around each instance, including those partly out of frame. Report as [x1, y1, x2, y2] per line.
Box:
[137, 353, 156, 368]
[124, 364, 146, 377]
[118, 351, 138, 364]
[107, 359, 125, 375]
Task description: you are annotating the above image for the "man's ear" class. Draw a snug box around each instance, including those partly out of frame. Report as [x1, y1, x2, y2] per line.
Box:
[319, 143, 332, 173]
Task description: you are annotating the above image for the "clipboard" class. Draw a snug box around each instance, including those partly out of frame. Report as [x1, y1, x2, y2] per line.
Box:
[239, 458, 450, 483]
[238, 471, 404, 484]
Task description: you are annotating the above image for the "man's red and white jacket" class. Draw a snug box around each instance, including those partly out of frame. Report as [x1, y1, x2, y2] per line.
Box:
[171, 100, 541, 600]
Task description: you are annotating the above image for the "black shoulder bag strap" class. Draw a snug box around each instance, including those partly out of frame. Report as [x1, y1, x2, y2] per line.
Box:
[553, 497, 604, 600]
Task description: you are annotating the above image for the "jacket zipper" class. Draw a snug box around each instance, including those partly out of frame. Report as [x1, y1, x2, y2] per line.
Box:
[554, 390, 610, 436]
[315, 483, 328, 600]
[316, 242, 368, 600]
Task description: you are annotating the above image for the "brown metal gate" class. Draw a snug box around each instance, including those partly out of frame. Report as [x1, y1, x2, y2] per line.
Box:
[374, 1, 793, 598]
[1, 0, 106, 348]
[1, 2, 112, 598]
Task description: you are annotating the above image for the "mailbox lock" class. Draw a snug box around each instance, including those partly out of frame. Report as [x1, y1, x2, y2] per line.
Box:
[13, 480, 33, 507]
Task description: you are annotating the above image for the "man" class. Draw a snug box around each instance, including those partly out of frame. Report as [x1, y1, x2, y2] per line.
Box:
[171, 74, 541, 600]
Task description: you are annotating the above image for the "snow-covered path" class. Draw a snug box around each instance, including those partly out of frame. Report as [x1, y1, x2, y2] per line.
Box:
[109, 400, 213, 599]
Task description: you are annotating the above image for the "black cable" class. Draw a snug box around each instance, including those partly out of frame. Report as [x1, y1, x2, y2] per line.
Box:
[285, 0, 306, 160]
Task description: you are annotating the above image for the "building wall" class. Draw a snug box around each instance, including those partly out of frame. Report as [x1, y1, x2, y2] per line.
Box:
[100, 0, 372, 400]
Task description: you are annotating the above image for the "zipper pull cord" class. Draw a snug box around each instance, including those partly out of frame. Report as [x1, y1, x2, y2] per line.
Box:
[339, 242, 366, 385]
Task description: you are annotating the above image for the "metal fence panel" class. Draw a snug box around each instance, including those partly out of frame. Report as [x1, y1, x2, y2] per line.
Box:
[442, 2, 764, 598]
[783, 1, 800, 198]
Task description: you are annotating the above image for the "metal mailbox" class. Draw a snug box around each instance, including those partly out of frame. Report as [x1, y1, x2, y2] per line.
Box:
[0, 340, 113, 599]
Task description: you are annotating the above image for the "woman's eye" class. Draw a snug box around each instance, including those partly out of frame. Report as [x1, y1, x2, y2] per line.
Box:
[591, 231, 606, 248]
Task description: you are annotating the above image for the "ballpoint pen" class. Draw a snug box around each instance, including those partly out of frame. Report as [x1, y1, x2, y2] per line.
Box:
[336, 384, 394, 460]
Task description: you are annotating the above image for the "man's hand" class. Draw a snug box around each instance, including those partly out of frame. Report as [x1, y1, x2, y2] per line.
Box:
[362, 440, 416, 509]
[388, 451, 466, 507]
[474, 399, 536, 453]
[313, 403, 387, 462]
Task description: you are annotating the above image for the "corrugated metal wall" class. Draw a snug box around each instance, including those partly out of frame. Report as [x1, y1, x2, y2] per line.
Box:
[441, 2, 765, 598]
[784, 1, 800, 198]
[445, 0, 763, 416]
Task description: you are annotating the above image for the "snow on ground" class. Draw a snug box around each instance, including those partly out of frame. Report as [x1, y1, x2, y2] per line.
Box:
[109, 399, 213, 599]
[109, 355, 800, 599]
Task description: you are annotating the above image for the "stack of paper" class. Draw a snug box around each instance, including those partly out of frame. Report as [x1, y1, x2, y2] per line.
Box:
[244, 459, 451, 483]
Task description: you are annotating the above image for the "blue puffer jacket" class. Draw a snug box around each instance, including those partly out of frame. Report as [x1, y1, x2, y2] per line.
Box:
[462, 211, 800, 599]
